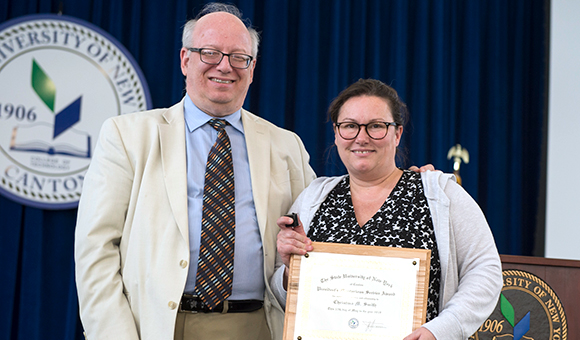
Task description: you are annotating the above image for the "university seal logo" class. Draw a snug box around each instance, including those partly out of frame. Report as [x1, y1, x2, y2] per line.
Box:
[0, 14, 151, 209]
[470, 270, 567, 340]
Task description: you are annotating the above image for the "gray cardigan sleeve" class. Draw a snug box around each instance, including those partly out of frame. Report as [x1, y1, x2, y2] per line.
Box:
[422, 172, 502, 339]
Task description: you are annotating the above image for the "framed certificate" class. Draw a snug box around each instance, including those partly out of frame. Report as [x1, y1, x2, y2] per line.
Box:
[283, 242, 431, 340]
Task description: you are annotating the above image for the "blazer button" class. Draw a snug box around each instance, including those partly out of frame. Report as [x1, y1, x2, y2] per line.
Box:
[180, 260, 188, 268]
[168, 301, 177, 310]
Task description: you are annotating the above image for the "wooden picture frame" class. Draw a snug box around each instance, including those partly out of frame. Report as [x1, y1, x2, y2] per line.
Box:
[283, 242, 431, 340]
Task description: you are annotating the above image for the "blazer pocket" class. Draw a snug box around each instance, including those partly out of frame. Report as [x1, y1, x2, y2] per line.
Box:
[272, 168, 304, 184]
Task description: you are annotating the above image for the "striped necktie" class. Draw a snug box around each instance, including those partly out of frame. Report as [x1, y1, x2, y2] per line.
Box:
[195, 119, 235, 310]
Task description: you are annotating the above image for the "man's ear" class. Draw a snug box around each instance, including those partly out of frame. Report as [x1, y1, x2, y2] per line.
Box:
[180, 48, 190, 76]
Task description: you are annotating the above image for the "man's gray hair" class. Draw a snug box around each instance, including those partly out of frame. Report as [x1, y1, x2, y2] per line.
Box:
[182, 2, 260, 58]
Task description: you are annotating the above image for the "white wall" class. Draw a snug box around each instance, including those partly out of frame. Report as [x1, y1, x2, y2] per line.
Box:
[545, 0, 580, 260]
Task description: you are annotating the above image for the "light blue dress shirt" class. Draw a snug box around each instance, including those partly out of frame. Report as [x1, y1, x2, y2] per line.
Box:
[183, 95, 264, 300]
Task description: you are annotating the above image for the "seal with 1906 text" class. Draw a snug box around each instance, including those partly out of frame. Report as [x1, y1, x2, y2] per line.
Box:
[470, 269, 567, 340]
[0, 14, 151, 209]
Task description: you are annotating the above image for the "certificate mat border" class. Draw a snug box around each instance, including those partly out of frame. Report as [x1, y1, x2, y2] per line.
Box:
[283, 242, 431, 340]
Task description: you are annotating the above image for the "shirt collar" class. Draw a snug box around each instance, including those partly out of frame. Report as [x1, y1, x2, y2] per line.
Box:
[183, 94, 244, 134]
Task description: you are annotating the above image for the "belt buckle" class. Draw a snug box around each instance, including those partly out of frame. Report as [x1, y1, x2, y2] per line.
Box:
[179, 294, 201, 314]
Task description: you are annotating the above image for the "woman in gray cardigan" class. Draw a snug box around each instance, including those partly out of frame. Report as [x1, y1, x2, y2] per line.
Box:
[271, 79, 502, 340]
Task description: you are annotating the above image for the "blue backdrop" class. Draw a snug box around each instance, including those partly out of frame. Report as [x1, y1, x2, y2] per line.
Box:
[0, 0, 547, 339]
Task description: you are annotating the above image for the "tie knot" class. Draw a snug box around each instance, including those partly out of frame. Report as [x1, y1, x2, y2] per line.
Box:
[208, 119, 228, 131]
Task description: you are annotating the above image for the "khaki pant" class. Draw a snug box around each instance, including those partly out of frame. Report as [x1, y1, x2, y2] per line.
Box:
[174, 307, 271, 340]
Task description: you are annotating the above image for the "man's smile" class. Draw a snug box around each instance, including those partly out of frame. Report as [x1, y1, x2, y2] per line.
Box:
[210, 77, 233, 84]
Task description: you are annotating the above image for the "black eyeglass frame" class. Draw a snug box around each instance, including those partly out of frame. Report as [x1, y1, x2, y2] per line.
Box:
[335, 121, 399, 140]
[187, 47, 254, 69]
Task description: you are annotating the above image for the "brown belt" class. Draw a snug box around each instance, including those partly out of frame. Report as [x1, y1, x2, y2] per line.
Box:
[179, 294, 263, 313]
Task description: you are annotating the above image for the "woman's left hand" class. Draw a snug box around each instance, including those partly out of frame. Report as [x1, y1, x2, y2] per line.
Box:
[403, 327, 436, 340]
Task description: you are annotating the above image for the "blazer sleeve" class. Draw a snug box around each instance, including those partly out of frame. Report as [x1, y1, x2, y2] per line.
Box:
[74, 118, 139, 340]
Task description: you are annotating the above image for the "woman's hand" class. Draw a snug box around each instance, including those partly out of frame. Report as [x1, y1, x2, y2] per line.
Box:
[276, 214, 313, 289]
[276, 214, 313, 268]
[403, 327, 436, 340]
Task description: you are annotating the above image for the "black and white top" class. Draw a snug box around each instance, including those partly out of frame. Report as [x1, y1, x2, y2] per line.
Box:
[307, 170, 441, 321]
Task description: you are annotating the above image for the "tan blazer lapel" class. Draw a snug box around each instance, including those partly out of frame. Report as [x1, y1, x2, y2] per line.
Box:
[242, 110, 270, 233]
[159, 100, 189, 244]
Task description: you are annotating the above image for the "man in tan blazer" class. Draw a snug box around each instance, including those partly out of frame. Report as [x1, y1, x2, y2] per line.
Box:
[74, 3, 315, 340]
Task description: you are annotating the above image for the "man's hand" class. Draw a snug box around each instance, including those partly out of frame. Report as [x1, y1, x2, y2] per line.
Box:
[409, 164, 435, 172]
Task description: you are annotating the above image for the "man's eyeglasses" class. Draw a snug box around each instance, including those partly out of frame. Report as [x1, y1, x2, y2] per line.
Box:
[335, 121, 398, 140]
[187, 47, 253, 69]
